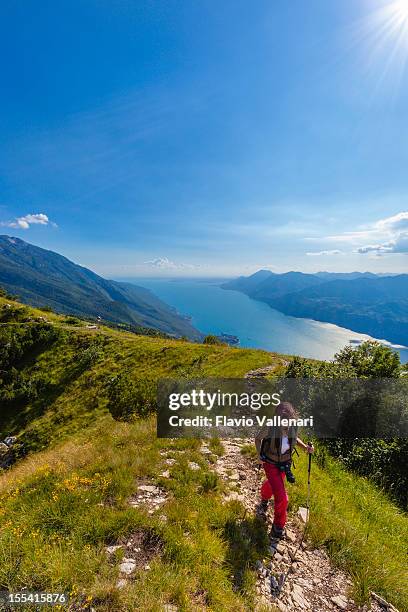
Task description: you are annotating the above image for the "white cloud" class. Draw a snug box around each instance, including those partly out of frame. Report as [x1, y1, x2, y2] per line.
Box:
[375, 211, 408, 233]
[306, 249, 343, 257]
[144, 257, 198, 270]
[324, 211, 408, 256]
[1, 213, 54, 230]
[327, 211, 408, 243]
[356, 244, 385, 254]
[388, 233, 408, 253]
[357, 233, 408, 255]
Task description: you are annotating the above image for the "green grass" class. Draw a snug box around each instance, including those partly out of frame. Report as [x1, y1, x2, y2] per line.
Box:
[0, 295, 286, 609]
[0, 417, 270, 611]
[0, 294, 286, 452]
[1, 417, 407, 611]
[208, 437, 225, 457]
[1, 295, 407, 611]
[288, 447, 408, 610]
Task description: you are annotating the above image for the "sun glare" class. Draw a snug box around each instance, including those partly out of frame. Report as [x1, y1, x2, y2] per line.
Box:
[394, 0, 408, 20]
[348, 0, 408, 95]
[371, 0, 408, 48]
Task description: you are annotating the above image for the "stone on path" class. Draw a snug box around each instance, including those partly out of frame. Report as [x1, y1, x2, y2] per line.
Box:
[138, 485, 159, 493]
[291, 584, 308, 609]
[331, 594, 349, 610]
[119, 558, 136, 575]
[105, 545, 123, 555]
[224, 491, 244, 503]
[255, 595, 273, 610]
[297, 506, 309, 523]
[285, 529, 296, 543]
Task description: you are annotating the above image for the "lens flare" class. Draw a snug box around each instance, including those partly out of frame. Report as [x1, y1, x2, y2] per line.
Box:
[393, 0, 408, 21]
[348, 0, 408, 96]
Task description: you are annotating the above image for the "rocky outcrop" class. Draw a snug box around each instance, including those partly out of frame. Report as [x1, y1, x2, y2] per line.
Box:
[0, 436, 18, 469]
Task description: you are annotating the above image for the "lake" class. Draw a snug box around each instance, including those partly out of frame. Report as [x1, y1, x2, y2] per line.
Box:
[127, 278, 408, 364]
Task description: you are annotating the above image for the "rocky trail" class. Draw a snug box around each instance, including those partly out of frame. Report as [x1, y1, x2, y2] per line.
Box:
[206, 438, 392, 612]
[100, 436, 399, 612]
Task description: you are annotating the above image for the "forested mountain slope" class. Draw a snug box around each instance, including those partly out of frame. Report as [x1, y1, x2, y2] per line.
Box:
[0, 235, 201, 339]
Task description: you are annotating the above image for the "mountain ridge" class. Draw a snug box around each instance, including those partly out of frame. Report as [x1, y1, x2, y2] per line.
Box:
[0, 235, 201, 339]
[222, 269, 408, 346]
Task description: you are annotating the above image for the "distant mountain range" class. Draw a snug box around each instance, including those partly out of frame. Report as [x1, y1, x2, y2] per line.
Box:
[222, 270, 408, 346]
[0, 236, 201, 340]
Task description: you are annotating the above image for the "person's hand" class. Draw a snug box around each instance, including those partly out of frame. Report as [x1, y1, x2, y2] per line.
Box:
[307, 443, 314, 454]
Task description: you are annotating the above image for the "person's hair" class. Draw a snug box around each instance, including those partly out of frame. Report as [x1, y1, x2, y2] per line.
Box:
[276, 401, 298, 419]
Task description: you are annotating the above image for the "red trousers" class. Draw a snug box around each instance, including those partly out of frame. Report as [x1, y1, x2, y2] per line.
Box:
[260, 462, 288, 529]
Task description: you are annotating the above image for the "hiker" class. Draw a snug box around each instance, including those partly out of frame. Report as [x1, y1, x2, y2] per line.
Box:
[255, 401, 314, 538]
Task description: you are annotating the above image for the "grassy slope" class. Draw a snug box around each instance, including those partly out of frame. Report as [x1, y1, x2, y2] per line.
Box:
[0, 297, 407, 611]
[1, 419, 407, 611]
[0, 295, 283, 450]
[290, 451, 408, 609]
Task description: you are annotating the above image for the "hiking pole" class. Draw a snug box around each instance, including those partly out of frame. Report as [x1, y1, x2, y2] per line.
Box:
[275, 442, 313, 597]
[306, 442, 312, 522]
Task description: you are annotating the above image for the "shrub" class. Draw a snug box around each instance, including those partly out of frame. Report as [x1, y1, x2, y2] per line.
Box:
[0, 304, 30, 323]
[77, 342, 104, 370]
[285, 341, 408, 509]
[203, 335, 225, 346]
[200, 472, 219, 493]
[335, 341, 401, 378]
[39, 305, 55, 313]
[64, 316, 81, 326]
[106, 373, 157, 421]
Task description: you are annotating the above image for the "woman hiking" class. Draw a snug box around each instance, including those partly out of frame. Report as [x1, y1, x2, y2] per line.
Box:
[255, 401, 314, 538]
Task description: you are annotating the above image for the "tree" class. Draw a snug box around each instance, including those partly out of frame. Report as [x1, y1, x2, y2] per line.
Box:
[334, 340, 401, 378]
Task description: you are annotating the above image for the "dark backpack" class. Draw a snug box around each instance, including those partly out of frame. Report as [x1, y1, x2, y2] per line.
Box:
[260, 424, 298, 464]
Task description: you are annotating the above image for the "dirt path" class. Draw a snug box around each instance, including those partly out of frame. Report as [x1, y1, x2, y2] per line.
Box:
[244, 361, 289, 379]
[203, 439, 385, 612]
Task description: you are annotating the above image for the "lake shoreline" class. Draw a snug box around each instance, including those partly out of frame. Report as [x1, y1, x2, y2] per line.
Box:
[120, 278, 408, 364]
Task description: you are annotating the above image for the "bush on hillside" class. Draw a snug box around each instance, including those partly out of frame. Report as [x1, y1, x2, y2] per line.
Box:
[39, 305, 55, 313]
[285, 340, 408, 509]
[0, 323, 61, 371]
[0, 303, 30, 323]
[0, 323, 63, 431]
[76, 338, 105, 370]
[64, 316, 82, 325]
[106, 373, 156, 421]
[335, 341, 401, 378]
[203, 334, 225, 346]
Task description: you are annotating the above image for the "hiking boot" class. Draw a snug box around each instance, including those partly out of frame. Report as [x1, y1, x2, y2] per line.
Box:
[256, 499, 268, 519]
[271, 523, 285, 539]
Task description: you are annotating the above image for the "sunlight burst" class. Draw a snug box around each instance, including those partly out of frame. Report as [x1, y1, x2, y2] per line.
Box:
[350, 0, 408, 95]
[393, 0, 408, 22]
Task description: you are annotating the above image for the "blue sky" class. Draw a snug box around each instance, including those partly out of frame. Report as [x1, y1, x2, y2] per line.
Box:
[1, 0, 408, 277]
